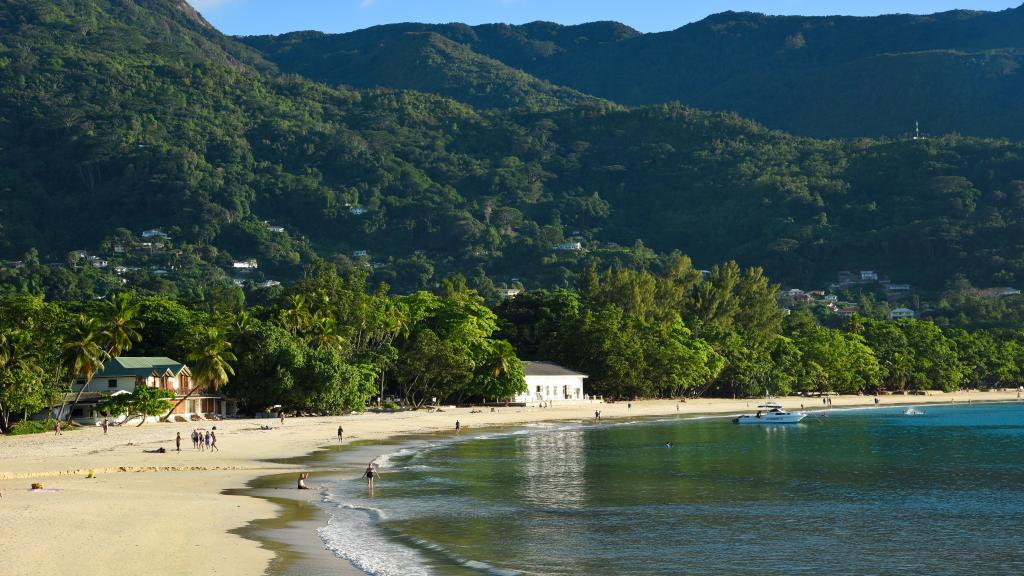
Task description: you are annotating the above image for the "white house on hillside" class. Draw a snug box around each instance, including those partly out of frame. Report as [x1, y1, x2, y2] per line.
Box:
[513, 361, 588, 404]
[889, 307, 915, 320]
[232, 259, 258, 270]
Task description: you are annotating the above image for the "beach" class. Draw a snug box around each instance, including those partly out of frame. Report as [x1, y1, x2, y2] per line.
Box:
[1, 390, 1019, 576]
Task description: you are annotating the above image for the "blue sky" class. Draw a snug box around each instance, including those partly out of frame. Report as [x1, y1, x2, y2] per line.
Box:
[189, 1, 1022, 36]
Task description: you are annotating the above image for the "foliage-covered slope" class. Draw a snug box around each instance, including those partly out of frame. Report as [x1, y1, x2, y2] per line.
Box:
[240, 28, 602, 111]
[255, 7, 1024, 138]
[4, 0, 1024, 297]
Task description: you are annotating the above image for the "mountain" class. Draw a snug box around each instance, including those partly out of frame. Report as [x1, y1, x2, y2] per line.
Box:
[4, 0, 1024, 299]
[247, 7, 1024, 138]
[241, 28, 603, 111]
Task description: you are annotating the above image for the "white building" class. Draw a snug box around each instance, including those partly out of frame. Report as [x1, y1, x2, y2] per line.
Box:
[889, 307, 915, 320]
[349, 206, 369, 216]
[352, 250, 368, 258]
[555, 242, 583, 251]
[232, 259, 258, 270]
[267, 225, 286, 233]
[142, 229, 171, 240]
[860, 270, 878, 282]
[513, 361, 588, 404]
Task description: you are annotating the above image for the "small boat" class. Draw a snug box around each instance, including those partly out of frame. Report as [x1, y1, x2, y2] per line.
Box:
[734, 403, 807, 424]
[903, 407, 924, 415]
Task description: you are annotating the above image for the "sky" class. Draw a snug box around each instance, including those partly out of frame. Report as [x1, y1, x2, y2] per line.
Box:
[188, 0, 1023, 36]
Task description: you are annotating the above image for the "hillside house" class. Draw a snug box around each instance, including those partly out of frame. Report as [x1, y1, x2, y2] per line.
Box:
[837, 306, 860, 318]
[889, 308, 915, 320]
[498, 288, 522, 299]
[142, 229, 171, 240]
[349, 206, 369, 216]
[232, 259, 258, 270]
[860, 271, 878, 282]
[512, 361, 588, 404]
[555, 242, 583, 251]
[352, 250, 368, 258]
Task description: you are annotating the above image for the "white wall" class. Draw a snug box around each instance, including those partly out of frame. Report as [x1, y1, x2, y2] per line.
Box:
[515, 375, 585, 403]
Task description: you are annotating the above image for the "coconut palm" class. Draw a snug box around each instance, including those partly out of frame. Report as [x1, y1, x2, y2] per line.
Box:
[60, 315, 109, 423]
[163, 327, 236, 420]
[279, 294, 311, 336]
[100, 292, 144, 357]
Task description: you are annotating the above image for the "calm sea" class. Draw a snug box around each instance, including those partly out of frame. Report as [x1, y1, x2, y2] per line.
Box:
[317, 403, 1024, 575]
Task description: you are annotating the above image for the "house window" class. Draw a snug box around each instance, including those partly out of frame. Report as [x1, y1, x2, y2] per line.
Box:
[76, 379, 87, 387]
[108, 379, 118, 388]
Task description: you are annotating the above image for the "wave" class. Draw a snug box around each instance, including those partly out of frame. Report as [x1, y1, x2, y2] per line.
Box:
[318, 502, 432, 576]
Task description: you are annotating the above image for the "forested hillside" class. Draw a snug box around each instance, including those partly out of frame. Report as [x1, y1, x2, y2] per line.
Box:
[3, 0, 1024, 298]
[248, 7, 1024, 138]
[241, 28, 602, 111]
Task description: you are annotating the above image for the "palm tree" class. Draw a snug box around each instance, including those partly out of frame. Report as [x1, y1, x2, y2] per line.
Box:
[60, 315, 109, 424]
[279, 294, 311, 335]
[100, 292, 144, 357]
[163, 328, 236, 420]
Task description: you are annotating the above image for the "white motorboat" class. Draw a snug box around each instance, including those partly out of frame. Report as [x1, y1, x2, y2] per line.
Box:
[903, 407, 924, 415]
[734, 403, 807, 424]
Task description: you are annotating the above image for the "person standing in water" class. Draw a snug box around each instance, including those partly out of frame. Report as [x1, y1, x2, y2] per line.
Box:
[455, 420, 461, 432]
[337, 425, 344, 443]
[365, 462, 381, 492]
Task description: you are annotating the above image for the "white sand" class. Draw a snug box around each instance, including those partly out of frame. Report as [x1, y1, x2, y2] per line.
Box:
[1, 390, 1018, 575]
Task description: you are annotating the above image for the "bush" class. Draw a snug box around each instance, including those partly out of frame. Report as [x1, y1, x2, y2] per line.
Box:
[9, 420, 62, 435]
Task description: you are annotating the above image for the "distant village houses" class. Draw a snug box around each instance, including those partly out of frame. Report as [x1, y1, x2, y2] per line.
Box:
[232, 259, 258, 270]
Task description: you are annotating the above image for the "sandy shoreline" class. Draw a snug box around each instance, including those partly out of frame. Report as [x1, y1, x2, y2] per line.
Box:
[1, 390, 1019, 576]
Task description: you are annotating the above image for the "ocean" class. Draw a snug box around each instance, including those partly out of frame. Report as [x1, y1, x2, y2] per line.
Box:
[316, 403, 1024, 575]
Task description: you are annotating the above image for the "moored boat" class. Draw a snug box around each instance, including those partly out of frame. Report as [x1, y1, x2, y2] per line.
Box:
[734, 403, 807, 424]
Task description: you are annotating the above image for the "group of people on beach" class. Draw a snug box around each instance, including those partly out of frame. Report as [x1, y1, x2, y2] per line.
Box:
[190, 429, 218, 451]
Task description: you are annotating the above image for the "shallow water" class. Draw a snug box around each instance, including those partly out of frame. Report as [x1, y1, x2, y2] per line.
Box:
[318, 404, 1024, 575]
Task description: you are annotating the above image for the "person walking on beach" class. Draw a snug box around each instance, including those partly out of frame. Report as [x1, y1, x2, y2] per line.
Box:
[595, 410, 600, 420]
[279, 411, 285, 426]
[191, 429, 199, 449]
[627, 402, 632, 415]
[175, 432, 182, 452]
[365, 462, 381, 492]
[455, 420, 461, 433]
[210, 431, 219, 452]
[204, 431, 212, 451]
[55, 420, 62, 436]
[337, 425, 344, 443]
[102, 419, 108, 435]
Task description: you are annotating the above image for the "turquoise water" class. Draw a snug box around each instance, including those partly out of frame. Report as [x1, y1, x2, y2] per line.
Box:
[319, 403, 1024, 575]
